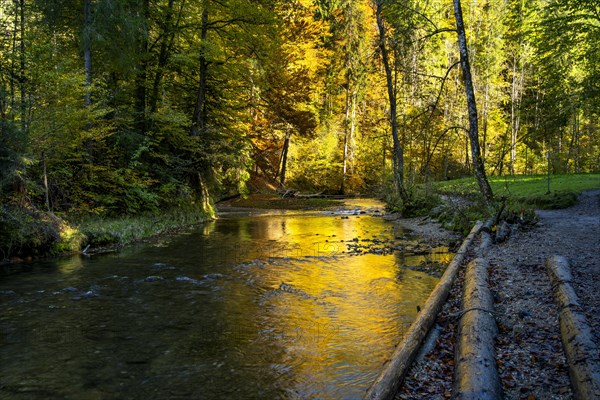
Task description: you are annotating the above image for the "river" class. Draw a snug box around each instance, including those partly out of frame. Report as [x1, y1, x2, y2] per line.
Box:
[0, 199, 451, 399]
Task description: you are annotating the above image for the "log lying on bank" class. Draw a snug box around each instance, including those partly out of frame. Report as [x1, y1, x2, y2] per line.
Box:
[363, 221, 483, 400]
[494, 220, 511, 243]
[546, 255, 600, 400]
[453, 258, 502, 400]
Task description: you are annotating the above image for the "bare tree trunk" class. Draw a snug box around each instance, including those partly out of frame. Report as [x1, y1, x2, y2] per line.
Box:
[279, 129, 291, 187]
[340, 83, 354, 194]
[188, 5, 212, 213]
[83, 0, 93, 161]
[134, 0, 150, 135]
[42, 152, 50, 211]
[567, 112, 579, 173]
[83, 0, 92, 108]
[482, 83, 488, 162]
[190, 7, 209, 137]
[18, 0, 26, 134]
[452, 0, 493, 203]
[149, 0, 182, 116]
[10, 1, 17, 114]
[375, 0, 405, 199]
[509, 51, 525, 175]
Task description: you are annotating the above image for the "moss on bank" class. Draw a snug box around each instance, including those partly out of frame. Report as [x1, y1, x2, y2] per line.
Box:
[78, 207, 211, 250]
[0, 205, 211, 262]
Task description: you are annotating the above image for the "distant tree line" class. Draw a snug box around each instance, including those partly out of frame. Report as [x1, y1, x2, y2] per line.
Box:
[0, 0, 598, 217]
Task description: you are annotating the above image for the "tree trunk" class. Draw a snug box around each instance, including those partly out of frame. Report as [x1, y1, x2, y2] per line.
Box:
[149, 0, 181, 116]
[340, 83, 355, 194]
[454, 258, 502, 400]
[190, 7, 209, 137]
[546, 256, 600, 400]
[279, 129, 291, 187]
[509, 50, 525, 175]
[482, 83, 489, 162]
[42, 152, 50, 211]
[83, 0, 92, 108]
[134, 0, 150, 135]
[452, 0, 493, 203]
[83, 0, 93, 160]
[188, 5, 211, 212]
[19, 0, 26, 134]
[375, 1, 405, 199]
[10, 0, 17, 114]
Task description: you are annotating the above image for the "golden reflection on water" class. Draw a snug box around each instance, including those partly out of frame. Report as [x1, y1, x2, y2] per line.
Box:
[1, 201, 449, 399]
[218, 212, 440, 398]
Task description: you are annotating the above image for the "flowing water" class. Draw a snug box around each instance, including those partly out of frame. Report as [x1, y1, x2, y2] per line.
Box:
[0, 200, 452, 399]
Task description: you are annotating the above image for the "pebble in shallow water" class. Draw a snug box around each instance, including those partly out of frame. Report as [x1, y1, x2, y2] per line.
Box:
[152, 262, 176, 271]
[143, 275, 164, 283]
[71, 290, 98, 301]
[176, 276, 202, 285]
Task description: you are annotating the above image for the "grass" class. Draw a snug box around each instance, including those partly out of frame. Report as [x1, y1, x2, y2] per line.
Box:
[1, 204, 212, 261]
[416, 173, 600, 235]
[431, 174, 600, 209]
[77, 207, 210, 250]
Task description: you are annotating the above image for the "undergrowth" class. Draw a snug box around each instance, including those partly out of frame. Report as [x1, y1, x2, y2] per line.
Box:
[0, 206, 84, 260]
[77, 206, 211, 250]
[398, 174, 600, 235]
[0, 205, 210, 261]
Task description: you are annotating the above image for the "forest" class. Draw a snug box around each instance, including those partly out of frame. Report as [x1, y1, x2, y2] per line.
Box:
[0, 0, 599, 256]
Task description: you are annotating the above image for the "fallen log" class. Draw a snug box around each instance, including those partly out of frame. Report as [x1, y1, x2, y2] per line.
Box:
[480, 219, 493, 234]
[494, 220, 510, 243]
[453, 258, 502, 400]
[546, 255, 600, 400]
[476, 231, 492, 258]
[294, 192, 324, 198]
[363, 221, 483, 400]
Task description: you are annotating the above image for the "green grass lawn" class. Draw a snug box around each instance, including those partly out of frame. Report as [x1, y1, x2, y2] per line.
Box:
[431, 173, 600, 209]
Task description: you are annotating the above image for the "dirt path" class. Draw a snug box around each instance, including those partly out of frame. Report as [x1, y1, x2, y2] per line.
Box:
[489, 189, 600, 399]
[396, 189, 600, 399]
[535, 189, 600, 341]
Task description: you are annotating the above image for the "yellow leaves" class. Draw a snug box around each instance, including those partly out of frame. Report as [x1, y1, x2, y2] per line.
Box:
[276, 3, 329, 78]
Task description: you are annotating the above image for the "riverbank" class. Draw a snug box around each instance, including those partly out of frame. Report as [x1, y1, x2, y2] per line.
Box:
[0, 206, 212, 264]
[395, 189, 600, 399]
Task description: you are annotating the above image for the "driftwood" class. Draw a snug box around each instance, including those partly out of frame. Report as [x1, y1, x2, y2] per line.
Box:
[363, 221, 483, 400]
[277, 188, 298, 198]
[546, 255, 600, 400]
[453, 258, 502, 400]
[294, 192, 324, 198]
